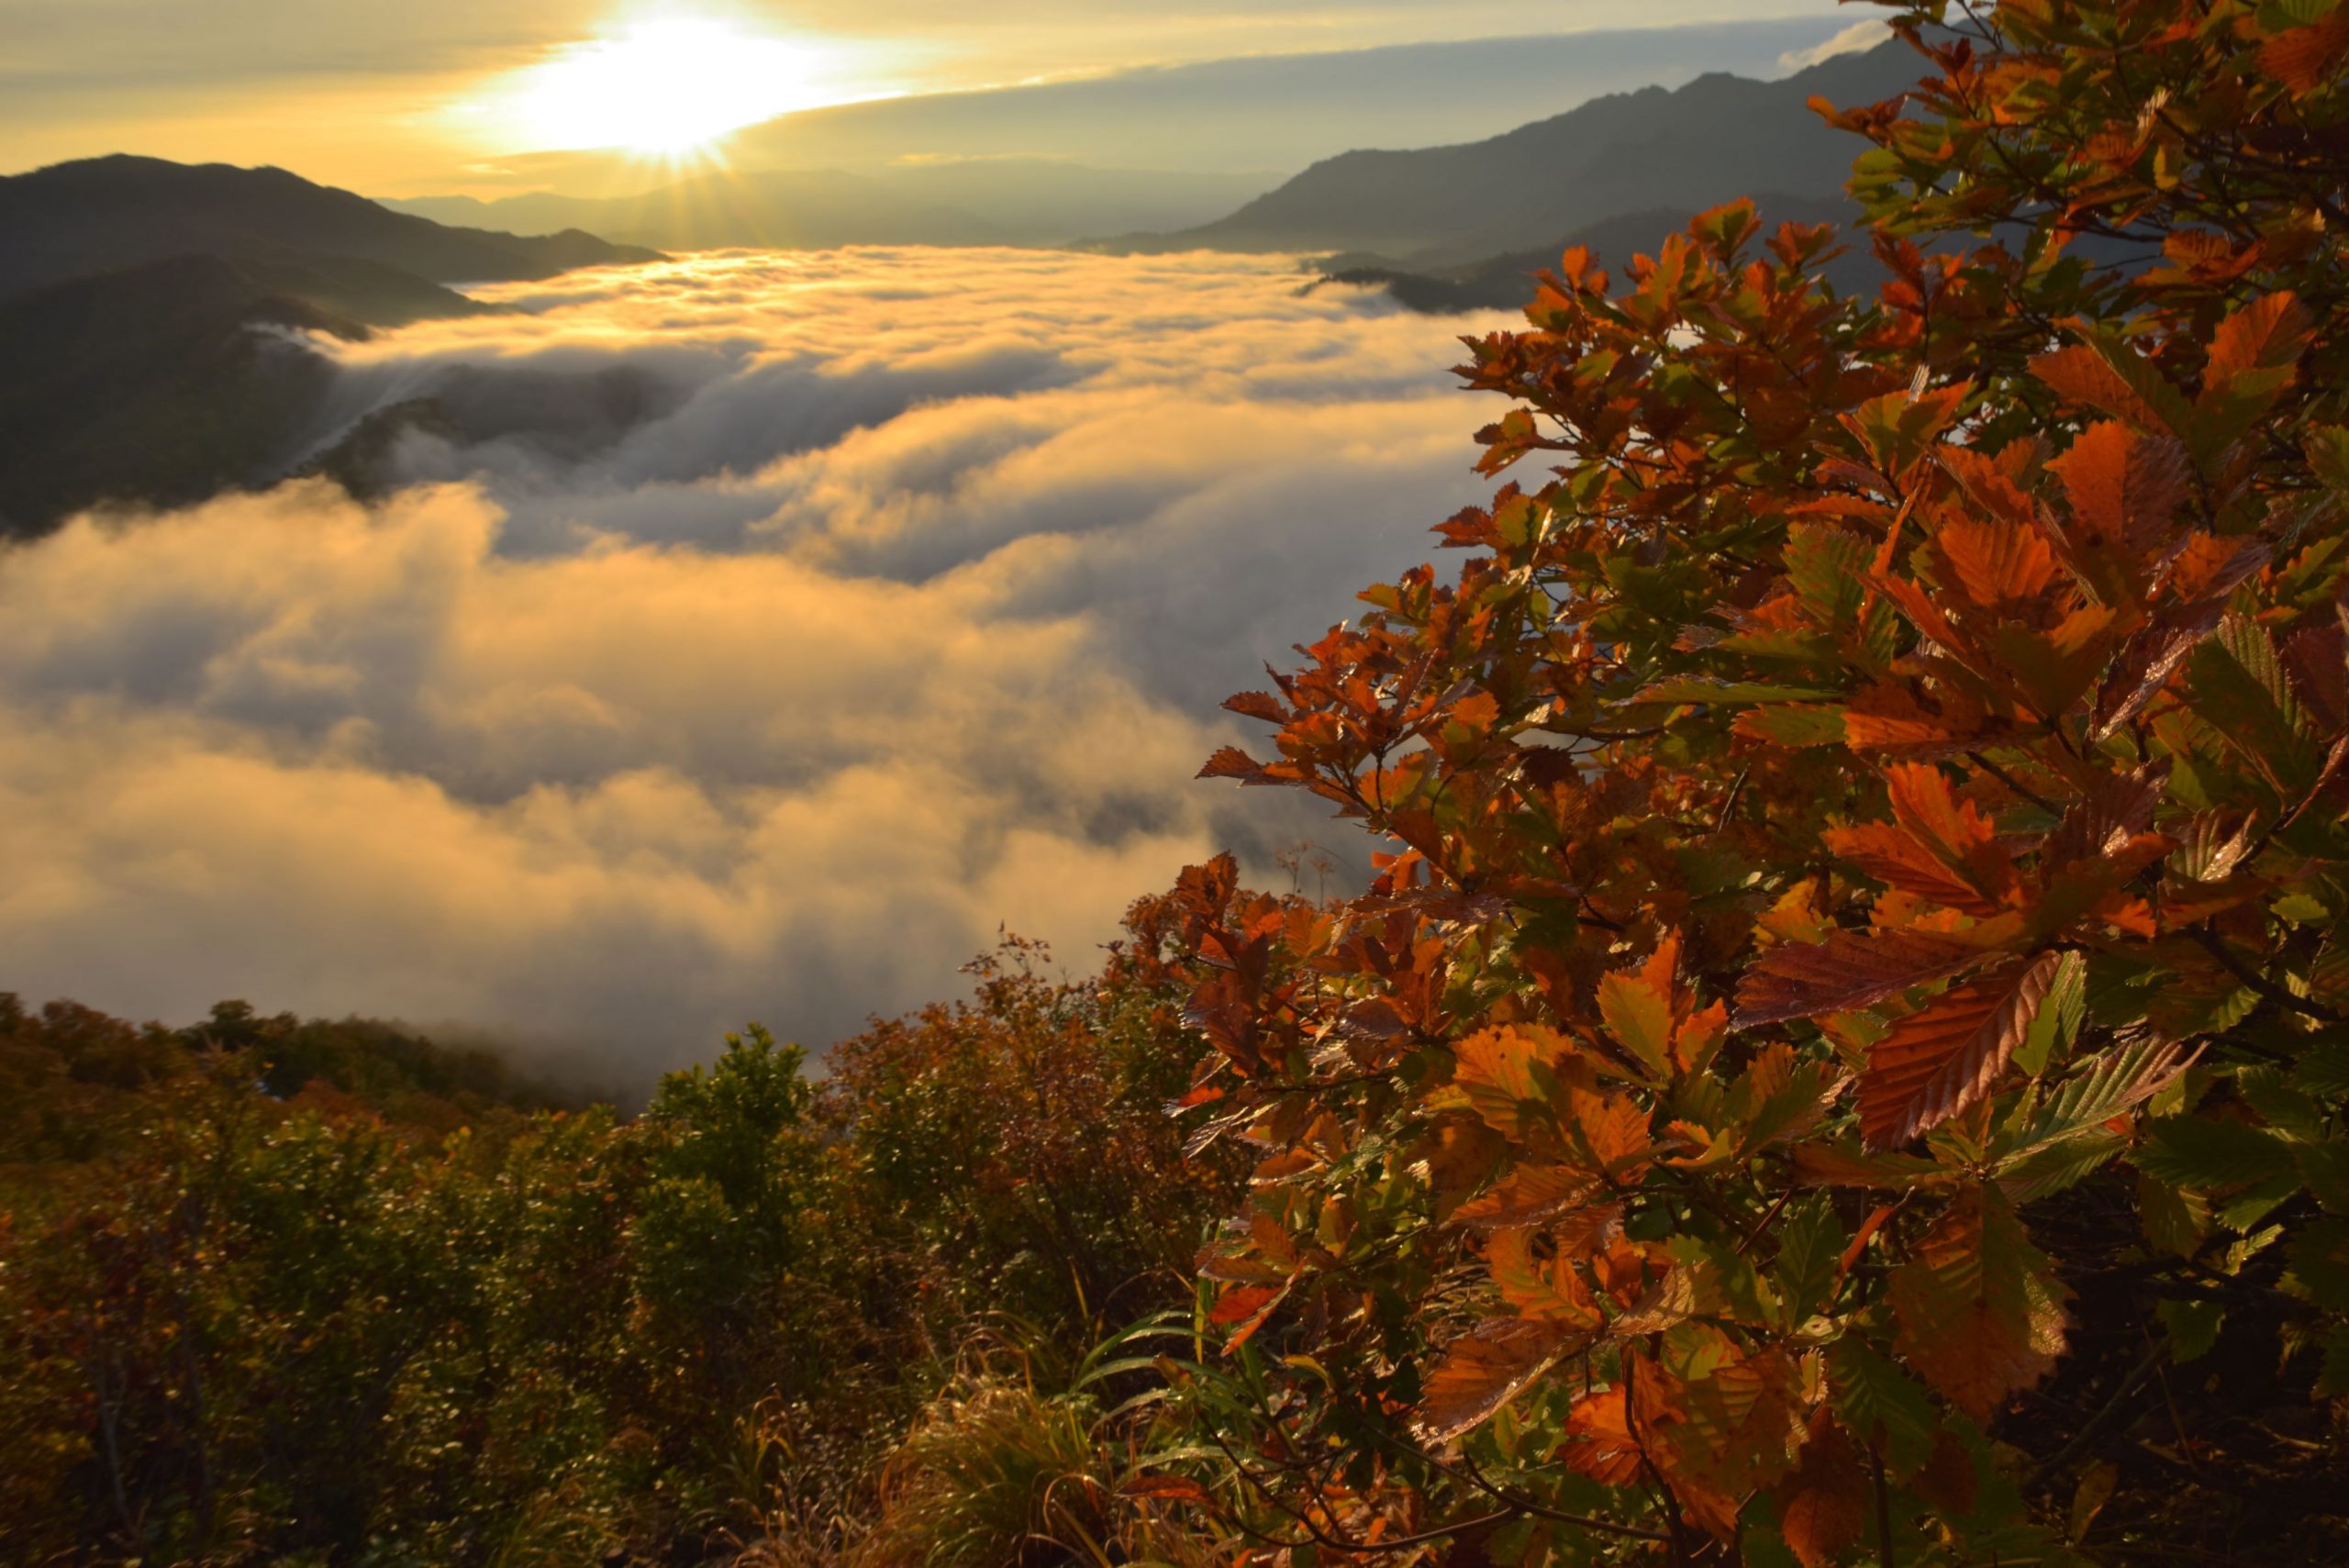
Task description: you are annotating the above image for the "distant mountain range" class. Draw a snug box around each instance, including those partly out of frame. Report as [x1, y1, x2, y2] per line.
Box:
[0, 155, 657, 301]
[427, 18, 1863, 204]
[1114, 40, 1916, 266]
[391, 162, 1273, 252]
[0, 31, 1927, 535]
[377, 35, 1918, 312]
[0, 157, 656, 538]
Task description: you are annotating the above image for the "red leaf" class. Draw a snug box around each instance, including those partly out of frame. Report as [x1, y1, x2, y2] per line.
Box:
[1859, 954, 2061, 1151]
[1197, 746, 1266, 783]
[1222, 690, 1289, 723]
[1823, 822, 2005, 914]
[1120, 1474, 1212, 1506]
[1735, 929, 1987, 1028]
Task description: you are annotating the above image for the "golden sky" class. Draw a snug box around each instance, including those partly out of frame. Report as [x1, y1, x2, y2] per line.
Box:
[0, 0, 1845, 194]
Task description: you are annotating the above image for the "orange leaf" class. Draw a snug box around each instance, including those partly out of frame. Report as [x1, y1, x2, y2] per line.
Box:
[1452, 1024, 1585, 1139]
[1557, 1385, 1644, 1486]
[1932, 516, 2062, 610]
[1121, 1473, 1213, 1505]
[1887, 762, 2011, 889]
[1597, 956, 1675, 1080]
[2048, 420, 2188, 572]
[1565, 1086, 1655, 1181]
[1414, 1316, 1584, 1440]
[2030, 342, 2180, 436]
[1487, 1222, 1612, 1325]
[2259, 14, 2349, 95]
[1842, 678, 1996, 755]
[1197, 746, 1267, 783]
[2204, 292, 2312, 393]
[1889, 1184, 2071, 1420]
[1209, 1283, 1289, 1351]
[1453, 1162, 1595, 1231]
[1860, 954, 2061, 1151]
[1824, 822, 2006, 914]
[1777, 1415, 1872, 1568]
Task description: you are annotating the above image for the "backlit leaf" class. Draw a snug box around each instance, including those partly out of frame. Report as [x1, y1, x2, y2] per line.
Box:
[1414, 1316, 1585, 1440]
[1860, 954, 2062, 1151]
[1889, 1184, 2072, 1419]
[1737, 928, 1988, 1028]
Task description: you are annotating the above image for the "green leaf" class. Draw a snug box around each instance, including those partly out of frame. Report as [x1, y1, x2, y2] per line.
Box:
[1631, 677, 1842, 706]
[1737, 704, 1848, 747]
[1773, 1196, 1849, 1327]
[2239, 1065, 2327, 1139]
[2298, 1140, 2349, 1215]
[2287, 1218, 2349, 1307]
[1786, 523, 1875, 627]
[2015, 951, 2087, 1077]
[2294, 1031, 2349, 1097]
[2217, 1168, 2306, 1232]
[2139, 1168, 2212, 1258]
[2001, 1038, 2190, 1166]
[1829, 1338, 1939, 1476]
[2305, 424, 2349, 497]
[2134, 1114, 2299, 1191]
[2187, 616, 2322, 794]
[1999, 1131, 2125, 1202]
[2157, 1298, 2226, 1364]
[2320, 1326, 2349, 1398]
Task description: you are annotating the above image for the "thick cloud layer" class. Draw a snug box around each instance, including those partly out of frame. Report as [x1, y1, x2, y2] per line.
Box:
[0, 250, 1514, 1082]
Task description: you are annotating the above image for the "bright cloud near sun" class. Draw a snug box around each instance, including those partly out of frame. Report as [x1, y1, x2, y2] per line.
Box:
[500, 16, 848, 153]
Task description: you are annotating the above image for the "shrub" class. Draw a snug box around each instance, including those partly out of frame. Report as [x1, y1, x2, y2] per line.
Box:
[1172, 3, 2349, 1561]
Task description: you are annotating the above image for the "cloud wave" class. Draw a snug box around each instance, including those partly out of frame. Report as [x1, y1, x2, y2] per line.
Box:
[0, 249, 1514, 1082]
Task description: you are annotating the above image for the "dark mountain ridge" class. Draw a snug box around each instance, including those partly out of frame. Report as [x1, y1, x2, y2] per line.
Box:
[0, 154, 658, 301]
[1113, 39, 1915, 264]
[0, 157, 659, 539]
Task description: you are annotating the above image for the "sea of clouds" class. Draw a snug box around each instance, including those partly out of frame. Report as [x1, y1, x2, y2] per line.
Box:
[0, 249, 1516, 1084]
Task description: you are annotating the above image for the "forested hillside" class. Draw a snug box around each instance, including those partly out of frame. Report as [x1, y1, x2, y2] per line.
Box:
[0, 908, 1239, 1564]
[0, 158, 654, 538]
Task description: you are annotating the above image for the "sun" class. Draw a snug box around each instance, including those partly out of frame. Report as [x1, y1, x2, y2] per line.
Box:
[507, 17, 830, 156]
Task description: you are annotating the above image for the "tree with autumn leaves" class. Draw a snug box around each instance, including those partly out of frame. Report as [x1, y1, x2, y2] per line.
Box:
[1163, 2, 2349, 1562]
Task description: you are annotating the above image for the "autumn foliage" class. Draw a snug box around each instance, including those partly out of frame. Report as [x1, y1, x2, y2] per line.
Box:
[1172, 2, 2349, 1561]
[17, 4, 2349, 1565]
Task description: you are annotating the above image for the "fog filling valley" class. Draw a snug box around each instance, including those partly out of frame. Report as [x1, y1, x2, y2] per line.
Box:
[0, 250, 1515, 1082]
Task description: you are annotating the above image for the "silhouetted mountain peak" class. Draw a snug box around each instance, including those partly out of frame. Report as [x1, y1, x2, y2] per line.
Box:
[1110, 38, 1919, 261]
[0, 154, 662, 304]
